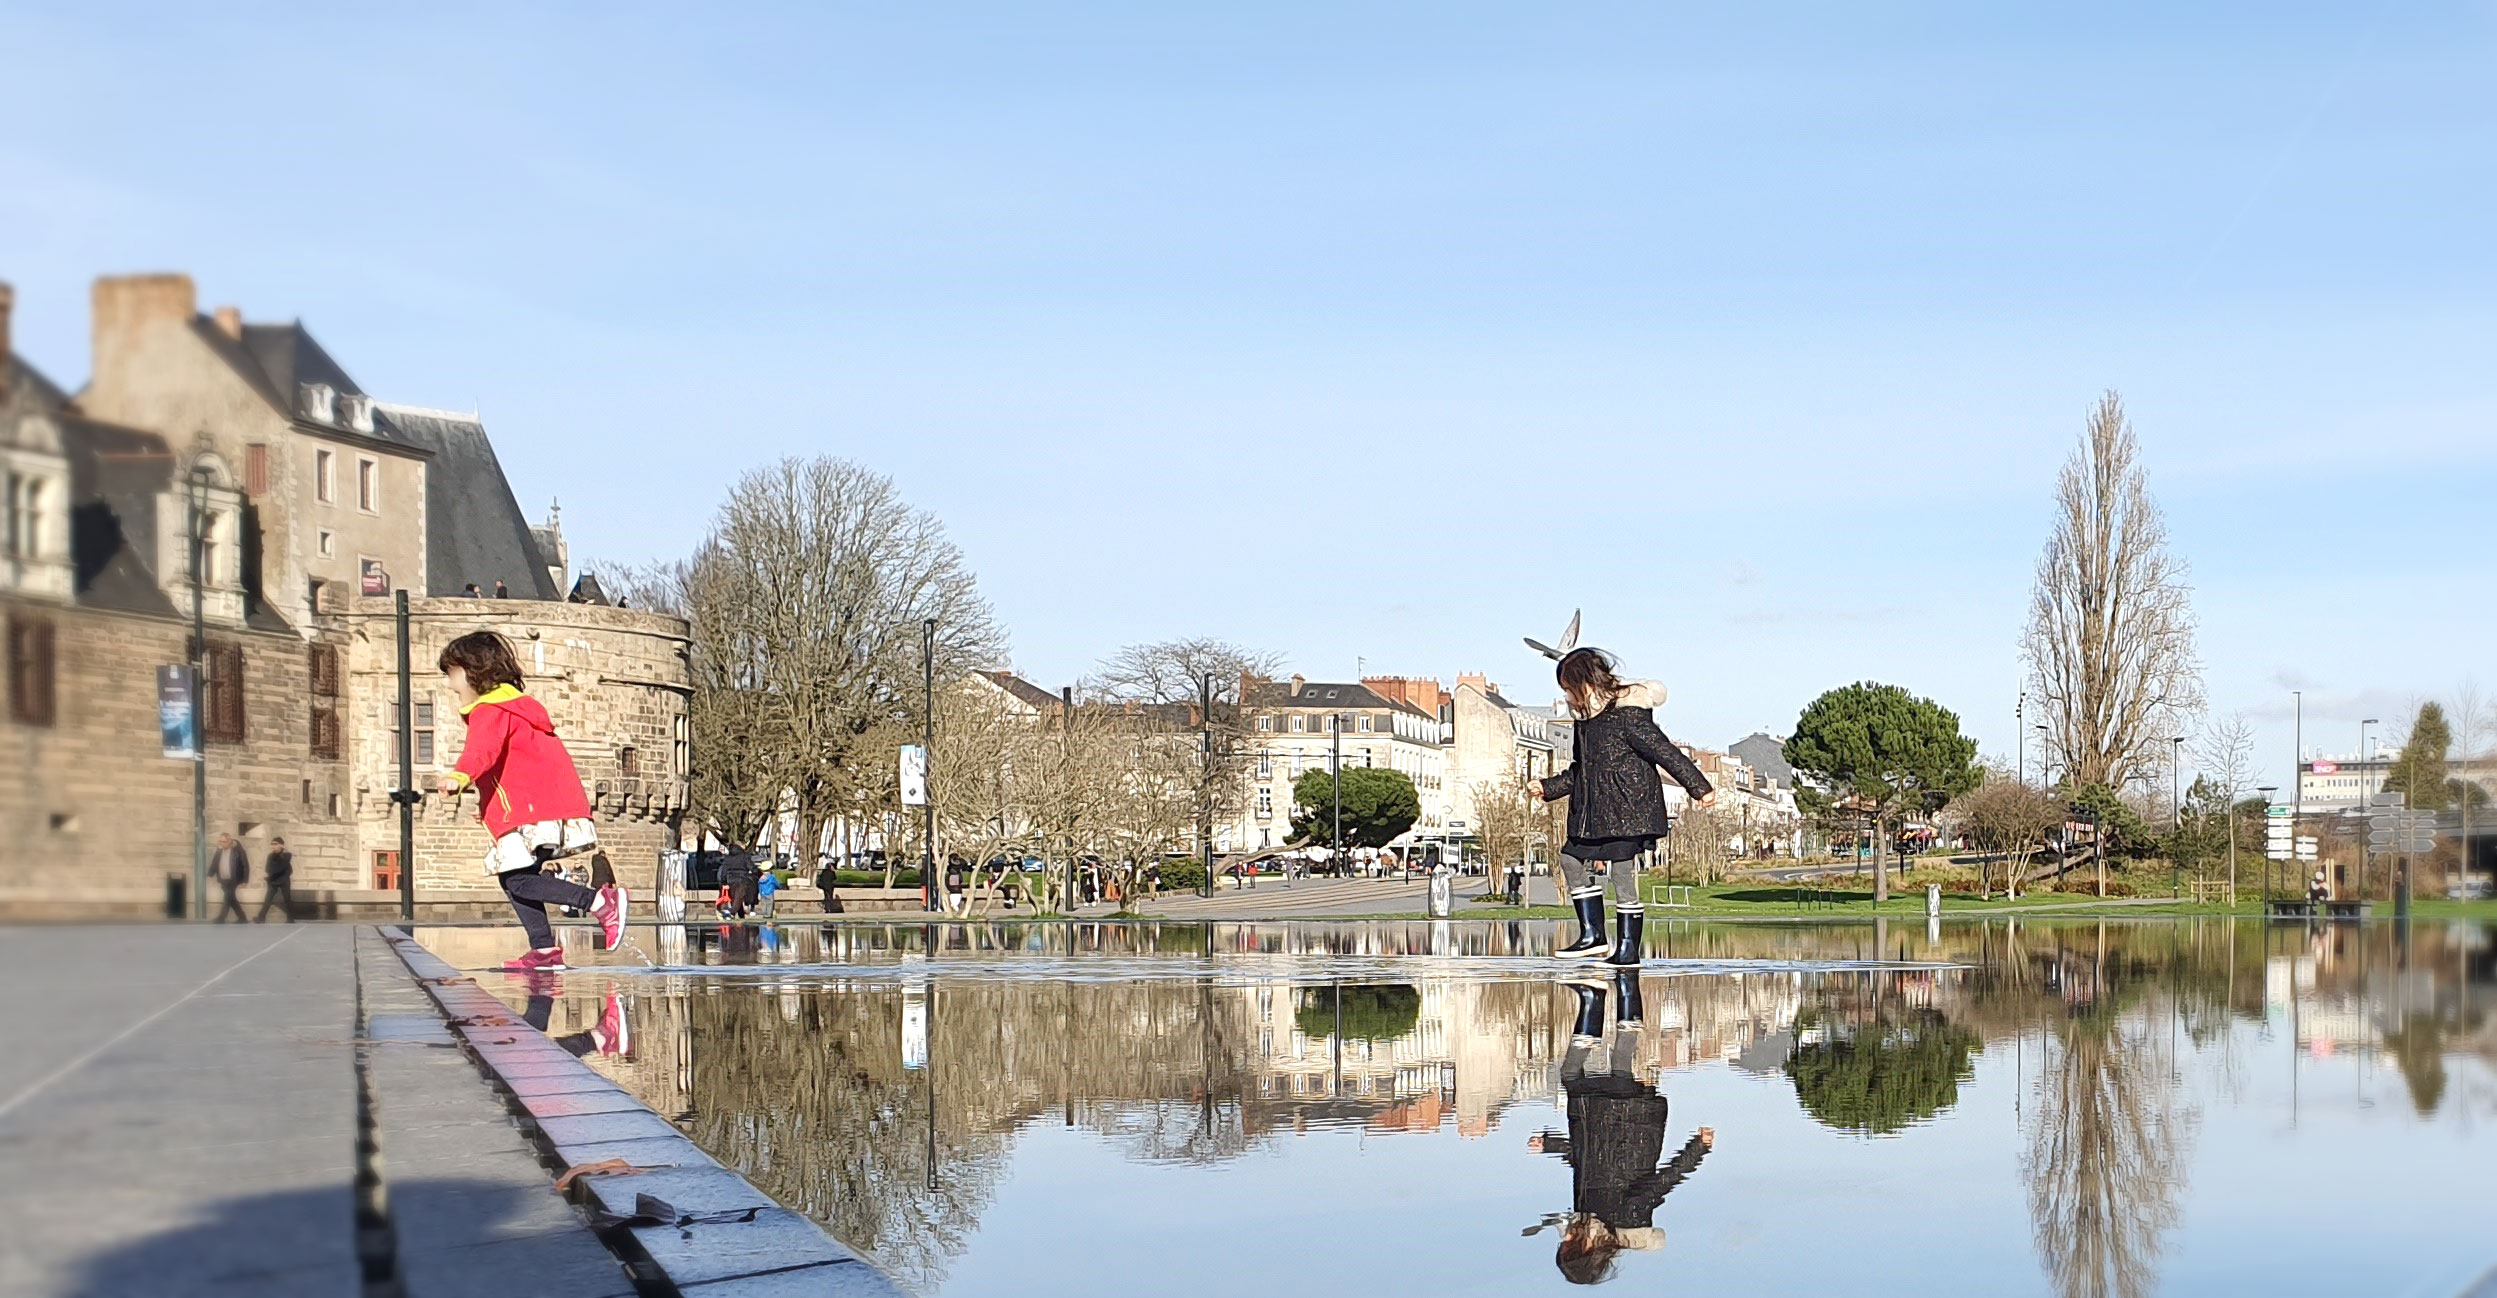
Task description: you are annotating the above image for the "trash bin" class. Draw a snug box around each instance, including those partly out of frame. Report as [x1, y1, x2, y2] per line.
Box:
[165, 872, 186, 919]
[1427, 867, 1454, 918]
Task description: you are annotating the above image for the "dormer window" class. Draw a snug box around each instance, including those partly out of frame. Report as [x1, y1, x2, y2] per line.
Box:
[0, 422, 74, 602]
[158, 455, 247, 626]
[338, 393, 374, 433]
[298, 382, 336, 424]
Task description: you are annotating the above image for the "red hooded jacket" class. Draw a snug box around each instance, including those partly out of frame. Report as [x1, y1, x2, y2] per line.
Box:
[450, 685, 593, 839]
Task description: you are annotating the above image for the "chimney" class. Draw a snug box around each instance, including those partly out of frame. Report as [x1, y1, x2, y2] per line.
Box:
[88, 273, 197, 419]
[0, 281, 13, 402]
[1457, 672, 1490, 694]
[212, 305, 243, 340]
[1288, 674, 1305, 697]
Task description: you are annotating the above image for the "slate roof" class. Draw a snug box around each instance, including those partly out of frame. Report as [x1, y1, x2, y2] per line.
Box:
[1729, 732, 1795, 787]
[371, 404, 559, 600]
[60, 413, 179, 618]
[1245, 680, 1435, 718]
[2, 352, 70, 416]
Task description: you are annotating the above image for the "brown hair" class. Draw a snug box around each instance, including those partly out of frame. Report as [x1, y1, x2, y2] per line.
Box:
[1556, 648, 1626, 718]
[1555, 1217, 1622, 1286]
[438, 630, 525, 693]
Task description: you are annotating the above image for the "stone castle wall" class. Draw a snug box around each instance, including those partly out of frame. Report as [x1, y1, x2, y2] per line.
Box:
[0, 595, 358, 916]
[0, 593, 689, 917]
[344, 597, 691, 904]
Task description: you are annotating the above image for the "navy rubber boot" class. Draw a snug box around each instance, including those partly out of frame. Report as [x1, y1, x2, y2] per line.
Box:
[1604, 910, 1645, 967]
[1558, 894, 1609, 958]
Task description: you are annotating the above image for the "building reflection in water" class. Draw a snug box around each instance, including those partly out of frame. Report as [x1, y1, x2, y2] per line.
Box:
[439, 918, 2497, 1295]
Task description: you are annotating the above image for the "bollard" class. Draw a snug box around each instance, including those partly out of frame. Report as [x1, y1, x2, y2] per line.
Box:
[1925, 883, 1941, 919]
[1427, 867, 1453, 918]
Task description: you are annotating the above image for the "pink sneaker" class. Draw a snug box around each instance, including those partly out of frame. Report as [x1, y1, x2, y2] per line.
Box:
[502, 946, 566, 973]
[591, 987, 630, 1057]
[592, 884, 627, 950]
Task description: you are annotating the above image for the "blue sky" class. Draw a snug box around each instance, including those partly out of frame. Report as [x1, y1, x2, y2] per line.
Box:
[4, 3, 2491, 780]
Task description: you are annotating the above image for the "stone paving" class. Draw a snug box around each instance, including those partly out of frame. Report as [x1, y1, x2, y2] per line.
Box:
[0, 924, 637, 1297]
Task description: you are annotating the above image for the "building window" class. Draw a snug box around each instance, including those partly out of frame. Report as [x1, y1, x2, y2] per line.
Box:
[311, 706, 342, 760]
[3, 472, 46, 559]
[1290, 715, 1306, 734]
[1256, 788, 1273, 820]
[673, 715, 690, 777]
[196, 510, 222, 587]
[371, 850, 401, 891]
[1257, 753, 1272, 778]
[1358, 716, 1373, 733]
[618, 744, 639, 778]
[412, 700, 435, 766]
[328, 792, 342, 818]
[203, 642, 246, 744]
[7, 614, 56, 727]
[1256, 715, 1274, 732]
[315, 449, 334, 504]
[356, 458, 378, 513]
[309, 644, 341, 697]
[317, 530, 335, 558]
[244, 443, 268, 497]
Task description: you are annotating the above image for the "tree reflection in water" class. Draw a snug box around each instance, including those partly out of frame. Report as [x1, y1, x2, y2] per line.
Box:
[2017, 928, 2200, 1298]
[512, 917, 2491, 1297]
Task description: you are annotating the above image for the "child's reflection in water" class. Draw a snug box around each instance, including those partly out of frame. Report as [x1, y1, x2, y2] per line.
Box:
[1527, 970, 1714, 1285]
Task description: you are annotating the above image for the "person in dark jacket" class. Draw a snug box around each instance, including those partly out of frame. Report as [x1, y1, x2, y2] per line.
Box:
[208, 833, 250, 923]
[1532, 648, 1714, 963]
[255, 836, 295, 923]
[1528, 969, 1714, 1285]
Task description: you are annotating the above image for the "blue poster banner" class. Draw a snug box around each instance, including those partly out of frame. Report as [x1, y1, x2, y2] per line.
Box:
[158, 666, 199, 760]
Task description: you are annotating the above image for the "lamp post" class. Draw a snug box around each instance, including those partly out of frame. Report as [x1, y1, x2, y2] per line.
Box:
[2360, 718, 2379, 899]
[1198, 672, 1216, 901]
[186, 462, 211, 920]
[2256, 784, 2278, 905]
[1330, 714, 1343, 869]
[2170, 734, 2186, 897]
[921, 618, 937, 913]
[2033, 724, 2051, 788]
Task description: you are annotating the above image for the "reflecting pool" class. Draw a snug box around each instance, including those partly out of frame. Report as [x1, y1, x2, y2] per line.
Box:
[416, 918, 2497, 1297]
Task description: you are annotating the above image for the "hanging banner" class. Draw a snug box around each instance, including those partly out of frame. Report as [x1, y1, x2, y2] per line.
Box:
[158, 666, 199, 760]
[899, 744, 928, 807]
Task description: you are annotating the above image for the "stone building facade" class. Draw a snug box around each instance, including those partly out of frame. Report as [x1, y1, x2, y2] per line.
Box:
[0, 273, 686, 917]
[345, 597, 689, 901]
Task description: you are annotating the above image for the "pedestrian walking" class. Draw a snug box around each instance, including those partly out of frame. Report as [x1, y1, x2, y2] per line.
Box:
[945, 859, 968, 914]
[208, 832, 250, 922]
[755, 868, 778, 919]
[1527, 969, 1714, 1285]
[1529, 646, 1714, 964]
[432, 631, 622, 972]
[256, 836, 295, 923]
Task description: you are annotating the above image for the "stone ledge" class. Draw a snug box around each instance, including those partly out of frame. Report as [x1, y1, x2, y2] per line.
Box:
[378, 926, 904, 1297]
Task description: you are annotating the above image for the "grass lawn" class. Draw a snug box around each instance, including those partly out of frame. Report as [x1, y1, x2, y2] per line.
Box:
[1438, 880, 2497, 922]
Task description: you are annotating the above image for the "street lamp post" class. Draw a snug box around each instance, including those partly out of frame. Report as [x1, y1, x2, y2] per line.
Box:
[1330, 714, 1343, 869]
[2360, 718, 2379, 899]
[1199, 673, 1216, 901]
[2171, 734, 2186, 897]
[2256, 784, 2279, 905]
[921, 618, 937, 913]
[186, 462, 211, 920]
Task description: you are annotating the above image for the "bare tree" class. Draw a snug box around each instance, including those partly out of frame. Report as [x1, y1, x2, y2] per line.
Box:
[1090, 638, 1280, 871]
[1468, 775, 1536, 886]
[2023, 393, 2203, 792]
[1954, 773, 2065, 896]
[2189, 712, 2257, 895]
[674, 458, 1002, 870]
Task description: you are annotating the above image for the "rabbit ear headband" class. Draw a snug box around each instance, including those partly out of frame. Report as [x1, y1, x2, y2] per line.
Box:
[1523, 609, 1581, 662]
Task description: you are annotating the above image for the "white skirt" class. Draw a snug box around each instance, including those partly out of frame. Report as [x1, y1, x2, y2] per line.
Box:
[484, 818, 600, 876]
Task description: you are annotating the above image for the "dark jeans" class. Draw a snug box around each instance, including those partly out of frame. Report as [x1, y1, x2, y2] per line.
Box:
[213, 878, 246, 922]
[257, 879, 295, 923]
[501, 863, 598, 950]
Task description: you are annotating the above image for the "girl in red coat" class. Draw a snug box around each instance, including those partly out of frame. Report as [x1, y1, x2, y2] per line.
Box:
[433, 631, 625, 970]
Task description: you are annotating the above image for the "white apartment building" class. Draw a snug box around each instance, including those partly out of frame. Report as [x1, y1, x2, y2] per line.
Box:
[1236, 676, 1449, 853]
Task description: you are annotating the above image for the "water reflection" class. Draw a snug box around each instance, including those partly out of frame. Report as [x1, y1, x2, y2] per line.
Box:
[425, 918, 2497, 1296]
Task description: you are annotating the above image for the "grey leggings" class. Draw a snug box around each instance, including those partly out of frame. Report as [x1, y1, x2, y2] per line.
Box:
[1556, 851, 1647, 910]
